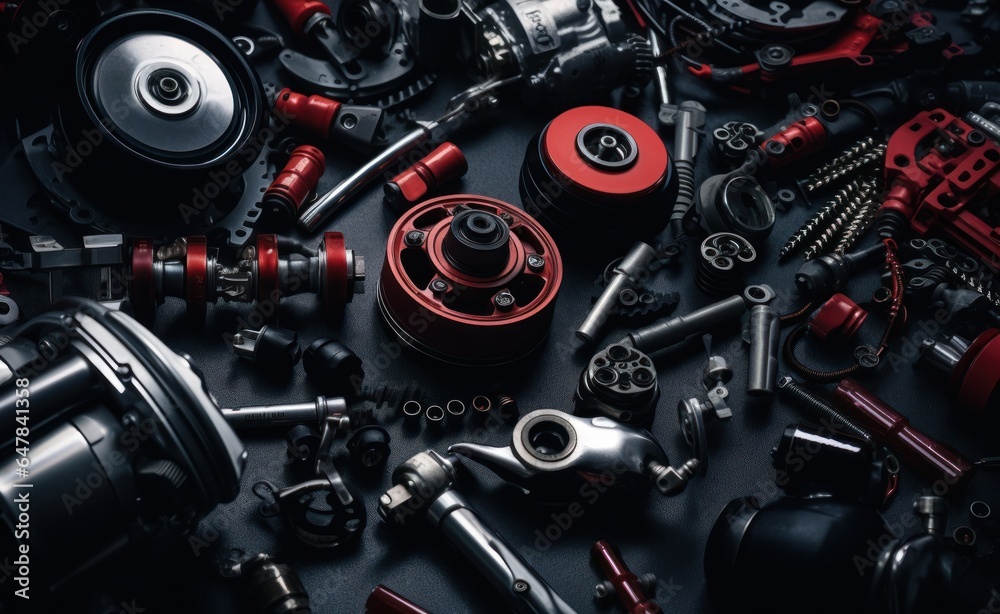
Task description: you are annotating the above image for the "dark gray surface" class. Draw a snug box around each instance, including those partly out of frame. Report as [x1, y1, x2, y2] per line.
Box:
[1, 3, 997, 613]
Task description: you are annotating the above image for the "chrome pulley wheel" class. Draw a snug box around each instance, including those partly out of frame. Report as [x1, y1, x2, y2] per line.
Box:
[70, 9, 265, 170]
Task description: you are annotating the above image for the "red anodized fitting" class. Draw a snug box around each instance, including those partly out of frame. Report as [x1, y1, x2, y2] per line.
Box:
[274, 88, 341, 137]
[808, 293, 867, 342]
[269, 0, 331, 37]
[384, 142, 468, 212]
[592, 540, 661, 614]
[365, 585, 431, 614]
[758, 116, 828, 169]
[256, 234, 280, 305]
[378, 195, 562, 366]
[129, 238, 156, 324]
[321, 231, 350, 311]
[184, 236, 209, 321]
[264, 145, 326, 222]
[950, 328, 1000, 417]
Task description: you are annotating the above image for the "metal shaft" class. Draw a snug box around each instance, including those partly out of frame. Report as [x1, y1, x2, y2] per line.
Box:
[298, 123, 437, 232]
[221, 396, 346, 429]
[576, 242, 656, 344]
[746, 304, 780, 396]
[427, 490, 578, 614]
[965, 111, 1000, 144]
[625, 294, 746, 354]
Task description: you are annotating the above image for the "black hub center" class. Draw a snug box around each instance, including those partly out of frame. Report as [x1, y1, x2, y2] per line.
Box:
[444, 209, 511, 275]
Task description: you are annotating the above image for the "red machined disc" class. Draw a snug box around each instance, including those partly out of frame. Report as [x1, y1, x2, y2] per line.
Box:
[954, 329, 1000, 416]
[540, 106, 668, 203]
[130, 238, 156, 325]
[256, 234, 280, 305]
[378, 195, 563, 366]
[322, 232, 349, 310]
[185, 236, 209, 321]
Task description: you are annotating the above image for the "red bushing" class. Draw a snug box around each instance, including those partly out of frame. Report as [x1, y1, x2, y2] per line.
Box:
[950, 328, 1000, 417]
[808, 293, 867, 342]
[384, 142, 468, 212]
[129, 238, 156, 325]
[759, 116, 828, 168]
[256, 234, 280, 307]
[366, 585, 431, 614]
[264, 145, 326, 222]
[321, 231, 349, 311]
[184, 236, 209, 321]
[270, 0, 331, 37]
[273, 88, 340, 137]
[377, 195, 562, 366]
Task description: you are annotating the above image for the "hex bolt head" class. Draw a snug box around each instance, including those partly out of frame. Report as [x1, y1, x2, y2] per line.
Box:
[527, 254, 545, 272]
[430, 279, 449, 295]
[494, 290, 515, 311]
[404, 230, 426, 247]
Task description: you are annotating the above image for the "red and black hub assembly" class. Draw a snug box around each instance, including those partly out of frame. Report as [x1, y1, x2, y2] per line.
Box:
[378, 195, 562, 366]
[919, 329, 1000, 417]
[519, 106, 677, 250]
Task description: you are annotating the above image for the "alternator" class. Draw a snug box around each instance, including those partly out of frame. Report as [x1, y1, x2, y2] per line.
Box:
[464, 0, 651, 104]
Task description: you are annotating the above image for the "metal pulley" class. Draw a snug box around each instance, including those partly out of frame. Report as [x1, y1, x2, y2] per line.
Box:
[520, 106, 677, 250]
[377, 195, 562, 366]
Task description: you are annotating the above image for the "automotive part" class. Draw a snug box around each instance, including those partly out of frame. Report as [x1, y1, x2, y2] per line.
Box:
[273, 88, 386, 150]
[270, 0, 424, 104]
[5, 10, 272, 247]
[463, 0, 651, 105]
[384, 142, 468, 213]
[591, 540, 660, 613]
[0, 299, 245, 591]
[696, 233, 757, 298]
[808, 294, 868, 342]
[262, 144, 327, 227]
[746, 304, 780, 396]
[577, 242, 657, 345]
[377, 195, 562, 366]
[677, 335, 733, 473]
[695, 175, 775, 243]
[520, 106, 677, 248]
[367, 584, 431, 614]
[917, 330, 1000, 417]
[303, 337, 365, 397]
[378, 450, 578, 614]
[450, 408, 700, 501]
[220, 551, 312, 614]
[254, 411, 366, 548]
[575, 343, 659, 426]
[128, 232, 365, 324]
[221, 396, 347, 430]
[232, 324, 302, 377]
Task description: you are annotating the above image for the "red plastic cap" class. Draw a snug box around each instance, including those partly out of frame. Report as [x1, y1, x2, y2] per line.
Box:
[270, 0, 331, 37]
[809, 293, 867, 342]
[385, 142, 468, 210]
[264, 144, 326, 217]
[274, 88, 340, 138]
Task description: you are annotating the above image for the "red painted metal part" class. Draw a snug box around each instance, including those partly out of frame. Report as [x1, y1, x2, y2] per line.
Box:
[129, 238, 156, 324]
[385, 142, 468, 210]
[758, 116, 828, 169]
[950, 329, 1000, 417]
[689, 12, 907, 84]
[365, 585, 431, 614]
[269, 0, 331, 37]
[880, 108, 1000, 264]
[809, 293, 867, 342]
[256, 234, 280, 306]
[540, 106, 668, 202]
[322, 231, 349, 310]
[831, 379, 976, 488]
[265, 145, 326, 216]
[273, 88, 342, 138]
[592, 540, 661, 614]
[378, 195, 562, 366]
[184, 236, 209, 321]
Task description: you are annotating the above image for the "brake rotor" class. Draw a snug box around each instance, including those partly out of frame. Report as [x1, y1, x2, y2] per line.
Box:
[377, 195, 562, 366]
[520, 106, 677, 250]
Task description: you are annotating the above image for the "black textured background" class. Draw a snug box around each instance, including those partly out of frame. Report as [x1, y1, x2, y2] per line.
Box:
[1, 3, 998, 613]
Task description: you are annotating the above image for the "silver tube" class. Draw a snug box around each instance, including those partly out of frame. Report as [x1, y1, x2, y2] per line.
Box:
[576, 241, 657, 344]
[746, 304, 780, 396]
[221, 396, 346, 429]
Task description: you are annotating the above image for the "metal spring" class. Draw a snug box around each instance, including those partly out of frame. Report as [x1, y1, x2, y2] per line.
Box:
[803, 181, 876, 260]
[779, 180, 863, 260]
[802, 138, 881, 190]
[947, 264, 1000, 309]
[803, 146, 885, 192]
[834, 197, 879, 254]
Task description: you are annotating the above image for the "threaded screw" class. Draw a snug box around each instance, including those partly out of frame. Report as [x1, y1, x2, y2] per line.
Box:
[779, 180, 864, 260]
[776, 376, 872, 442]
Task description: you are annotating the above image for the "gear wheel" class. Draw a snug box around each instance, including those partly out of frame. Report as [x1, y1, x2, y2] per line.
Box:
[626, 34, 653, 92]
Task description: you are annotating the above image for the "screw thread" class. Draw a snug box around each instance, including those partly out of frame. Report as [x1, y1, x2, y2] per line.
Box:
[776, 377, 872, 442]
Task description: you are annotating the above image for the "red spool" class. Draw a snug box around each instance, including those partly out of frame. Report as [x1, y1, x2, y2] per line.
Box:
[273, 88, 340, 137]
[950, 328, 1000, 416]
[256, 234, 280, 306]
[184, 236, 209, 321]
[264, 145, 326, 220]
[321, 231, 349, 311]
[129, 238, 156, 325]
[378, 195, 562, 366]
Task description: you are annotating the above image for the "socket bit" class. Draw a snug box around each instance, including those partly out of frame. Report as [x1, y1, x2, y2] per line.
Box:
[222, 396, 347, 429]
